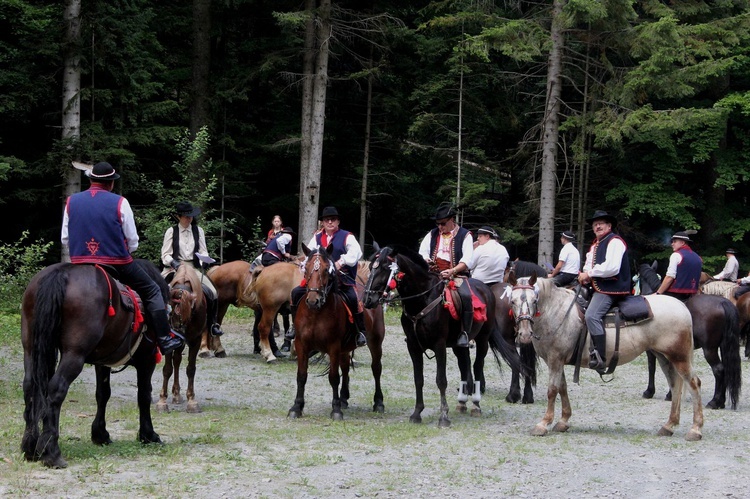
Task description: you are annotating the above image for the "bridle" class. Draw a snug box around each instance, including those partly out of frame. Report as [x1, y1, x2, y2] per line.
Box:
[510, 282, 540, 339]
[169, 283, 191, 334]
[305, 251, 334, 306]
[364, 253, 445, 304]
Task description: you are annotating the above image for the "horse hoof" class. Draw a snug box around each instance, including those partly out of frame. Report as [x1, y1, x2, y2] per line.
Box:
[409, 415, 422, 424]
[373, 403, 385, 413]
[664, 392, 672, 401]
[186, 402, 201, 413]
[44, 456, 68, 469]
[331, 412, 344, 421]
[530, 425, 548, 436]
[214, 349, 227, 358]
[522, 396, 534, 405]
[685, 429, 703, 441]
[505, 393, 521, 404]
[456, 404, 467, 413]
[438, 418, 451, 428]
[288, 410, 302, 419]
[198, 349, 212, 359]
[155, 402, 169, 413]
[705, 400, 724, 410]
[552, 421, 570, 433]
[642, 390, 654, 399]
[470, 408, 481, 418]
[172, 395, 183, 405]
[265, 354, 277, 364]
[657, 427, 674, 437]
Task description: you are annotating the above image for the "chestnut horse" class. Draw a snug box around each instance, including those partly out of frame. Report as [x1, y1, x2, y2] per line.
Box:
[157, 264, 207, 413]
[508, 274, 703, 440]
[203, 260, 294, 361]
[363, 245, 522, 427]
[21, 260, 166, 468]
[636, 262, 741, 409]
[288, 245, 385, 419]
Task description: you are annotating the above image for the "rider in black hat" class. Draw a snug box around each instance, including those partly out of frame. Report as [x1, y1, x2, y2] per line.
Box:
[62, 161, 184, 354]
[655, 230, 702, 301]
[578, 210, 631, 373]
[548, 230, 580, 287]
[161, 201, 224, 337]
[714, 248, 739, 282]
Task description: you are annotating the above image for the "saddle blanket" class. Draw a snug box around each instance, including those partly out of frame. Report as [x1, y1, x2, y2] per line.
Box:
[443, 279, 488, 322]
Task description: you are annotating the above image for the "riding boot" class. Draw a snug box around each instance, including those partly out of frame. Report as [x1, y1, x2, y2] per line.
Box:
[456, 308, 472, 348]
[354, 311, 367, 347]
[286, 303, 298, 341]
[205, 292, 223, 337]
[589, 334, 607, 372]
[148, 307, 185, 355]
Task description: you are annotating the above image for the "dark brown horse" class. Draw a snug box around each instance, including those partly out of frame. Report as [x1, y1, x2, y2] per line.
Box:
[636, 262, 742, 409]
[203, 260, 292, 360]
[157, 264, 207, 413]
[21, 260, 166, 468]
[288, 245, 382, 420]
[363, 245, 522, 427]
[737, 293, 750, 358]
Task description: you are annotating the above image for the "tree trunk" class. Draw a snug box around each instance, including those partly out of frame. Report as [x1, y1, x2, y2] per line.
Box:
[298, 0, 318, 249]
[61, 0, 82, 263]
[359, 61, 373, 248]
[537, 0, 566, 267]
[190, 0, 212, 181]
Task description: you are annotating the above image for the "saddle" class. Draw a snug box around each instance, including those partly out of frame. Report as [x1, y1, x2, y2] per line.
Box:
[443, 278, 488, 322]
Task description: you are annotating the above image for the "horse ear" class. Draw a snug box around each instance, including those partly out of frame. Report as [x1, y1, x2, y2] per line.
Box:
[651, 260, 657, 270]
[302, 243, 311, 257]
[326, 244, 335, 256]
[529, 272, 537, 286]
[373, 240, 381, 253]
[508, 270, 517, 286]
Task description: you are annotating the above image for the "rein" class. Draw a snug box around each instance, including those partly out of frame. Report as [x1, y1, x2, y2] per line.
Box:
[305, 252, 334, 305]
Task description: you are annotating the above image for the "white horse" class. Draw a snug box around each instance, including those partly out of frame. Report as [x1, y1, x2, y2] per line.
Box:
[507, 274, 704, 441]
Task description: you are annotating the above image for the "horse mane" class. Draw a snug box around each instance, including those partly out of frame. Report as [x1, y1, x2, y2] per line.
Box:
[701, 280, 737, 300]
[390, 244, 430, 272]
[512, 260, 548, 279]
[637, 262, 661, 295]
[172, 264, 203, 301]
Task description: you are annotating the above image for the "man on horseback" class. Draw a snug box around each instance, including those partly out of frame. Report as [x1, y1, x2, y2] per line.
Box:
[61, 161, 185, 354]
[578, 210, 631, 372]
[418, 203, 474, 348]
[291, 206, 367, 348]
[548, 231, 580, 287]
[655, 230, 702, 301]
[160, 201, 223, 337]
[469, 226, 509, 287]
[261, 226, 295, 266]
[714, 248, 739, 282]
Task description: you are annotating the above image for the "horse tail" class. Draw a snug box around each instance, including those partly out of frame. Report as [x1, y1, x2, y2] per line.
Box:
[719, 299, 742, 409]
[488, 320, 524, 376]
[29, 266, 71, 424]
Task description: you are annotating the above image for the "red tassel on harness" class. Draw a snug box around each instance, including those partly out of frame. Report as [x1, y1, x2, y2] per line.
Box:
[108, 305, 116, 317]
[155, 349, 163, 364]
[388, 279, 397, 289]
[300, 278, 307, 287]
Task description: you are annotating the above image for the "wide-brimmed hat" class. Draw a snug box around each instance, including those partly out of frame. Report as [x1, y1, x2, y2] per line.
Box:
[477, 226, 498, 239]
[86, 162, 120, 181]
[281, 226, 296, 235]
[321, 206, 340, 219]
[671, 230, 696, 243]
[560, 230, 576, 240]
[726, 248, 737, 254]
[585, 209, 617, 227]
[175, 201, 201, 218]
[431, 203, 457, 220]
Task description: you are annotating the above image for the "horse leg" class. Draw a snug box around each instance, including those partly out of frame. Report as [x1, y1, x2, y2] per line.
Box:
[134, 358, 160, 444]
[37, 355, 85, 468]
[366, 318, 385, 413]
[521, 344, 536, 404]
[330, 351, 344, 421]
[405, 336, 425, 424]
[453, 347, 471, 414]
[702, 347, 725, 410]
[471, 337, 489, 417]
[656, 354, 704, 440]
[531, 359, 564, 436]
[91, 366, 113, 446]
[551, 368, 572, 433]
[506, 364, 522, 404]
[642, 350, 657, 399]
[340, 354, 351, 409]
[211, 302, 230, 358]
[171, 351, 184, 404]
[156, 353, 175, 412]
[185, 344, 201, 413]
[288, 342, 308, 418]
[436, 347, 451, 428]
[258, 308, 277, 363]
[199, 330, 212, 358]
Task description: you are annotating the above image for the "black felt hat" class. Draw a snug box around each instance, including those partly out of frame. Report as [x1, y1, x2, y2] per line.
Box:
[671, 230, 696, 243]
[87, 162, 120, 181]
[431, 203, 457, 220]
[585, 210, 617, 227]
[175, 201, 201, 218]
[477, 226, 498, 239]
[321, 206, 340, 219]
[560, 230, 576, 240]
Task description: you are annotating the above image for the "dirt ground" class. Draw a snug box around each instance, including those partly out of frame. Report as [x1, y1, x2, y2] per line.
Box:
[3, 314, 750, 498]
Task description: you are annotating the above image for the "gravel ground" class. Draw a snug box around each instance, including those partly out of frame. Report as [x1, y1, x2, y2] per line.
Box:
[2, 312, 749, 498]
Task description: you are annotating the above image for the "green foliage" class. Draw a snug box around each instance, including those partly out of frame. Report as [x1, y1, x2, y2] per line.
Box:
[0, 231, 53, 313]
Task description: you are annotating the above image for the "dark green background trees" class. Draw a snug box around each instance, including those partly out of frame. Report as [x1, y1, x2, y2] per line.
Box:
[1, 0, 749, 273]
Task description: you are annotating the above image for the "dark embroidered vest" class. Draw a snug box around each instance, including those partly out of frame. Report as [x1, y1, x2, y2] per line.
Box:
[591, 233, 631, 295]
[428, 227, 471, 276]
[67, 188, 133, 265]
[264, 233, 284, 260]
[671, 246, 702, 294]
[172, 224, 200, 267]
[316, 229, 356, 286]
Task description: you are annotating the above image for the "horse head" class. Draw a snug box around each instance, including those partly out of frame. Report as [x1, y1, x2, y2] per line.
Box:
[169, 265, 201, 334]
[508, 273, 540, 344]
[302, 243, 335, 310]
[363, 246, 398, 309]
[635, 260, 660, 295]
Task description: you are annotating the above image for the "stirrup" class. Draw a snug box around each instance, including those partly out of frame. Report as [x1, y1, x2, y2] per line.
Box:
[285, 326, 296, 340]
[589, 350, 606, 371]
[456, 332, 469, 348]
[356, 331, 367, 347]
[211, 323, 224, 337]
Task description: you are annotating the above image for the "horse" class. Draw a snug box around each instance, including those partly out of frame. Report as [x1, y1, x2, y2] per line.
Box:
[700, 279, 738, 303]
[287, 245, 386, 420]
[363, 245, 522, 427]
[508, 273, 703, 440]
[635, 262, 742, 409]
[737, 293, 750, 358]
[157, 263, 207, 413]
[504, 259, 548, 284]
[203, 260, 294, 361]
[21, 259, 166, 468]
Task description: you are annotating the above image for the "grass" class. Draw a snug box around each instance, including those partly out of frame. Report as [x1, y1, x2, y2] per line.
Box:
[1, 304, 749, 497]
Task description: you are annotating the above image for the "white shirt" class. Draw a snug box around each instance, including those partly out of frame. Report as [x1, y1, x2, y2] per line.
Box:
[714, 255, 739, 281]
[583, 235, 626, 278]
[470, 239, 509, 284]
[161, 223, 209, 268]
[665, 251, 683, 279]
[306, 229, 362, 269]
[270, 233, 292, 255]
[61, 193, 139, 254]
[418, 228, 474, 267]
[558, 242, 580, 274]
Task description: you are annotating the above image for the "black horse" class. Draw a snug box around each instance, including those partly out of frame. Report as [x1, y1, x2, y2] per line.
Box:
[21, 259, 166, 468]
[363, 245, 522, 426]
[636, 261, 742, 409]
